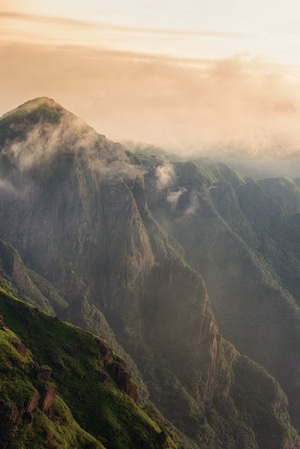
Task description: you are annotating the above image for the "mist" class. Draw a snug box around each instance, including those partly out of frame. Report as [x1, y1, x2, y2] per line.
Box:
[1, 97, 142, 182]
[156, 163, 176, 189]
[2, 42, 300, 177]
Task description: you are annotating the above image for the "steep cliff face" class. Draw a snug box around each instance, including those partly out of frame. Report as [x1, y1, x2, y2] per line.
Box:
[0, 98, 154, 329]
[142, 158, 300, 432]
[0, 98, 299, 449]
[0, 239, 68, 314]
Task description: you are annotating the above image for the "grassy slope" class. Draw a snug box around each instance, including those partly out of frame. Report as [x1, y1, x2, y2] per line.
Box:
[0, 288, 178, 449]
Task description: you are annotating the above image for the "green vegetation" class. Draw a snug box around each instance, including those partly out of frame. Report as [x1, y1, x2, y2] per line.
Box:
[0, 290, 178, 449]
[143, 154, 300, 437]
[0, 298, 105, 448]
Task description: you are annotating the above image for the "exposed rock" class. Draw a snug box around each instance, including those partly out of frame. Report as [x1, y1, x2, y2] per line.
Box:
[22, 410, 35, 427]
[24, 388, 58, 427]
[39, 385, 57, 411]
[109, 361, 130, 389]
[127, 382, 139, 403]
[96, 338, 113, 362]
[36, 365, 52, 381]
[99, 372, 109, 384]
[26, 392, 41, 414]
[12, 253, 27, 284]
[11, 338, 27, 357]
[114, 355, 126, 369]
[157, 431, 167, 446]
[108, 360, 138, 402]
[63, 344, 76, 356]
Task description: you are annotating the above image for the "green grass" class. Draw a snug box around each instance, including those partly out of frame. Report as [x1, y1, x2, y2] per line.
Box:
[0, 290, 178, 449]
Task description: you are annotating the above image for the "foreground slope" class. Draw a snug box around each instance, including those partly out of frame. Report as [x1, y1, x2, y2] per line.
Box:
[0, 98, 299, 448]
[0, 289, 178, 449]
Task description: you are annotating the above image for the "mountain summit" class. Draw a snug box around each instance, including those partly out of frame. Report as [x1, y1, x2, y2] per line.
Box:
[1, 98, 300, 449]
[0, 97, 73, 140]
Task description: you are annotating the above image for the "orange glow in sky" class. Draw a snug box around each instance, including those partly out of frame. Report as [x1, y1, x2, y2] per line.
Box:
[1, 0, 300, 159]
[2, 0, 300, 63]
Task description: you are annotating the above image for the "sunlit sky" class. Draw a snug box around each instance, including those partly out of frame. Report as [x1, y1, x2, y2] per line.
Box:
[1, 0, 300, 163]
[2, 0, 300, 63]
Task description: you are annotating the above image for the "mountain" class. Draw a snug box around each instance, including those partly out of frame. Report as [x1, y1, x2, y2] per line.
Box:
[143, 160, 300, 429]
[0, 97, 300, 448]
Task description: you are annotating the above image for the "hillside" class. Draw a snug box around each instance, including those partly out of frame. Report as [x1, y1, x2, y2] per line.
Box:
[143, 159, 300, 430]
[0, 97, 300, 448]
[0, 288, 181, 449]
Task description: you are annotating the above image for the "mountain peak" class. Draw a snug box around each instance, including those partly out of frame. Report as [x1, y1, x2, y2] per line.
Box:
[1, 96, 70, 124]
[0, 97, 91, 150]
[5, 96, 63, 111]
[0, 97, 131, 178]
[17, 96, 60, 108]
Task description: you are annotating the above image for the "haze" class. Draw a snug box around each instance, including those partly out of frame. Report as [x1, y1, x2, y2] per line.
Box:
[2, 0, 300, 172]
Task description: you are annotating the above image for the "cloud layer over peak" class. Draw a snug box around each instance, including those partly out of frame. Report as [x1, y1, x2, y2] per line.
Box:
[1, 39, 300, 176]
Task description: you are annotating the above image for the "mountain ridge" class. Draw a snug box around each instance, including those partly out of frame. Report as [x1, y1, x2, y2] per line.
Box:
[1, 97, 300, 448]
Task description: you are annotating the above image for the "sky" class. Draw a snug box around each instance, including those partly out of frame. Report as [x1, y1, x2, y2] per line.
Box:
[2, 0, 300, 168]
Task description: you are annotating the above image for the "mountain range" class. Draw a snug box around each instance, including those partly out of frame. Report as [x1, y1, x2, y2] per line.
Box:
[1, 97, 300, 448]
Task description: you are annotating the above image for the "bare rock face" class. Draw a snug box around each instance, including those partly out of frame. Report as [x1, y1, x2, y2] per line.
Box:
[95, 337, 140, 400]
[26, 392, 41, 414]
[24, 392, 41, 427]
[108, 360, 138, 402]
[96, 338, 114, 363]
[36, 365, 52, 382]
[39, 385, 57, 411]
[127, 382, 139, 403]
[0, 385, 58, 447]
[11, 338, 27, 357]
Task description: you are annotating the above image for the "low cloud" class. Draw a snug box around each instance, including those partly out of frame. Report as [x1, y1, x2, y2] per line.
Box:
[185, 191, 200, 216]
[2, 42, 300, 176]
[155, 163, 176, 189]
[166, 187, 200, 215]
[91, 143, 142, 181]
[166, 187, 187, 209]
[2, 109, 96, 169]
[1, 99, 141, 181]
[0, 178, 18, 196]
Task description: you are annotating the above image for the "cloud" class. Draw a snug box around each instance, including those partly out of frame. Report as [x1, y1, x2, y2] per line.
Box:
[0, 11, 245, 39]
[90, 143, 142, 181]
[166, 187, 187, 210]
[2, 109, 91, 169]
[1, 41, 300, 177]
[155, 163, 176, 189]
[0, 178, 18, 195]
[185, 191, 200, 216]
[167, 188, 204, 216]
[1, 100, 141, 181]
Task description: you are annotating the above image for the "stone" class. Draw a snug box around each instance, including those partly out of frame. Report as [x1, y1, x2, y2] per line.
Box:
[36, 365, 52, 381]
[39, 385, 57, 411]
[11, 339, 27, 357]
